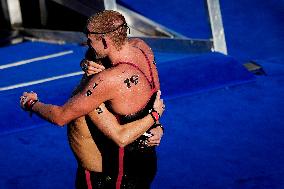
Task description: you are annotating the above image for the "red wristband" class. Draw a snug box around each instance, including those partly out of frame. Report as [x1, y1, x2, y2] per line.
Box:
[150, 109, 160, 122]
[24, 99, 38, 111]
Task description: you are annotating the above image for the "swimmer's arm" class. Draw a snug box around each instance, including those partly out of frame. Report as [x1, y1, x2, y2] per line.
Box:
[31, 71, 117, 126]
[88, 105, 153, 147]
[88, 91, 164, 147]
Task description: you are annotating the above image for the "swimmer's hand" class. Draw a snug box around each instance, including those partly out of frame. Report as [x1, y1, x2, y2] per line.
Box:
[146, 90, 165, 147]
[20, 91, 39, 111]
[153, 90, 165, 117]
[147, 126, 163, 146]
[80, 58, 105, 76]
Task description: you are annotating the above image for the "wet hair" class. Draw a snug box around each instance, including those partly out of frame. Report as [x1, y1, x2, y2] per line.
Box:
[86, 10, 128, 50]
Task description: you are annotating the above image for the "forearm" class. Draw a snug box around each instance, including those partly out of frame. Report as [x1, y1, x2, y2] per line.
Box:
[88, 107, 156, 147]
[116, 114, 155, 146]
[89, 90, 163, 147]
[32, 102, 68, 126]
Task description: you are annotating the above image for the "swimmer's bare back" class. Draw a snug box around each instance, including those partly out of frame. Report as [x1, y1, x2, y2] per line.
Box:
[58, 39, 160, 122]
[68, 75, 103, 172]
[99, 38, 159, 115]
[68, 116, 102, 171]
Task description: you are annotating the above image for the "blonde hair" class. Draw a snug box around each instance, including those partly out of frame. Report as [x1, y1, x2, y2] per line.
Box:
[86, 10, 128, 50]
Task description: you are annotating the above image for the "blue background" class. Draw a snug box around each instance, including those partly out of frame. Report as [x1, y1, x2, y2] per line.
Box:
[0, 0, 283, 188]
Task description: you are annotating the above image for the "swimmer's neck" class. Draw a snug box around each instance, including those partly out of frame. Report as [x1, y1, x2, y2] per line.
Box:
[108, 41, 135, 65]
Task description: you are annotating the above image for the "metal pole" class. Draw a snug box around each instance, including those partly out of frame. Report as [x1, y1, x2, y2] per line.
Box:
[206, 0, 227, 54]
[39, 0, 48, 27]
[4, 0, 22, 27]
[104, 0, 117, 10]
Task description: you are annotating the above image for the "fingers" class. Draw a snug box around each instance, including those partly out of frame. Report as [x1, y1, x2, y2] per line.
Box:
[154, 99, 165, 116]
[153, 90, 166, 116]
[148, 127, 163, 140]
[88, 67, 104, 73]
[148, 135, 161, 142]
[145, 126, 164, 147]
[20, 95, 28, 108]
[86, 67, 105, 76]
[89, 61, 105, 70]
[147, 135, 162, 146]
[20, 91, 38, 104]
[157, 90, 161, 99]
[146, 141, 160, 146]
[22, 92, 37, 98]
[82, 59, 106, 76]
[147, 136, 161, 146]
[148, 133, 162, 142]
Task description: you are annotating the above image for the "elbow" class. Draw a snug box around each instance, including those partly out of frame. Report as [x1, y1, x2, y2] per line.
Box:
[116, 135, 130, 148]
[53, 114, 69, 127]
[117, 139, 128, 148]
[55, 120, 66, 127]
[110, 129, 132, 147]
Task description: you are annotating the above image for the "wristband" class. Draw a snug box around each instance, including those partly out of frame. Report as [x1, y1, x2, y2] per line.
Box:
[149, 109, 160, 123]
[24, 99, 38, 111]
[155, 123, 164, 132]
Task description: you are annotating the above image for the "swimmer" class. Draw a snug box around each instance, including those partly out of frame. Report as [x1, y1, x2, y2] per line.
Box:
[20, 10, 165, 189]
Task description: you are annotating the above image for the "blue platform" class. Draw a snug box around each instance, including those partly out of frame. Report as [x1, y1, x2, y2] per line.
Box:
[0, 0, 284, 188]
[0, 41, 253, 135]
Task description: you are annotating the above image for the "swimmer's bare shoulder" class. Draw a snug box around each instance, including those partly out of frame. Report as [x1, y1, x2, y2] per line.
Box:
[82, 61, 153, 115]
[129, 38, 159, 89]
[79, 62, 145, 97]
[129, 38, 154, 61]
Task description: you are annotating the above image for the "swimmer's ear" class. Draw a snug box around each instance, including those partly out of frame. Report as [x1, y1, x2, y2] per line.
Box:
[102, 38, 107, 49]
